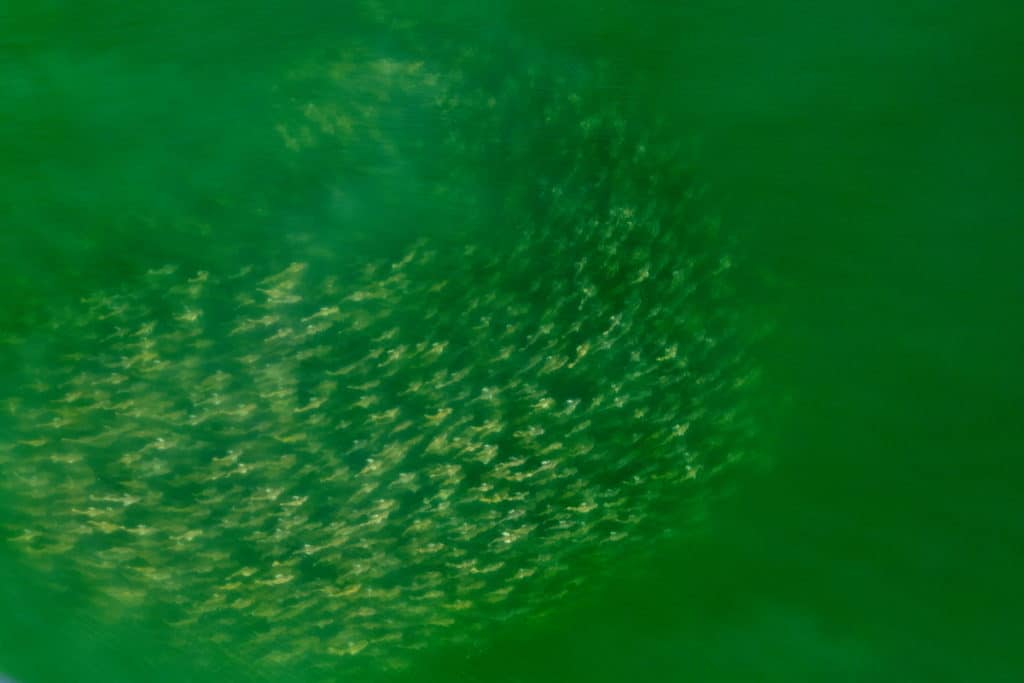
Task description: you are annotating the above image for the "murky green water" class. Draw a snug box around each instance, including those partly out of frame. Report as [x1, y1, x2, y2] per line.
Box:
[2, 2, 1021, 682]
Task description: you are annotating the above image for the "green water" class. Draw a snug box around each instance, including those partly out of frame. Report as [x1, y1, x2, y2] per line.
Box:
[2, 2, 1021, 682]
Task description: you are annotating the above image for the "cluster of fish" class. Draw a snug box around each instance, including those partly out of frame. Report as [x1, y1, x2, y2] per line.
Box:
[0, 47, 752, 680]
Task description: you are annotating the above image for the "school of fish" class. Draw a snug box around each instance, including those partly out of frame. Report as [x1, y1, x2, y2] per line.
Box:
[0, 44, 754, 680]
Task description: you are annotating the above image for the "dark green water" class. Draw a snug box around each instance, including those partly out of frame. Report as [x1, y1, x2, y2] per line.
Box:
[2, 2, 1021, 682]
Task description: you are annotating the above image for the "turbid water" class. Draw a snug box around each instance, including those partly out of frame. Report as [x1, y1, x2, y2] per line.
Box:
[1, 2, 1021, 682]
